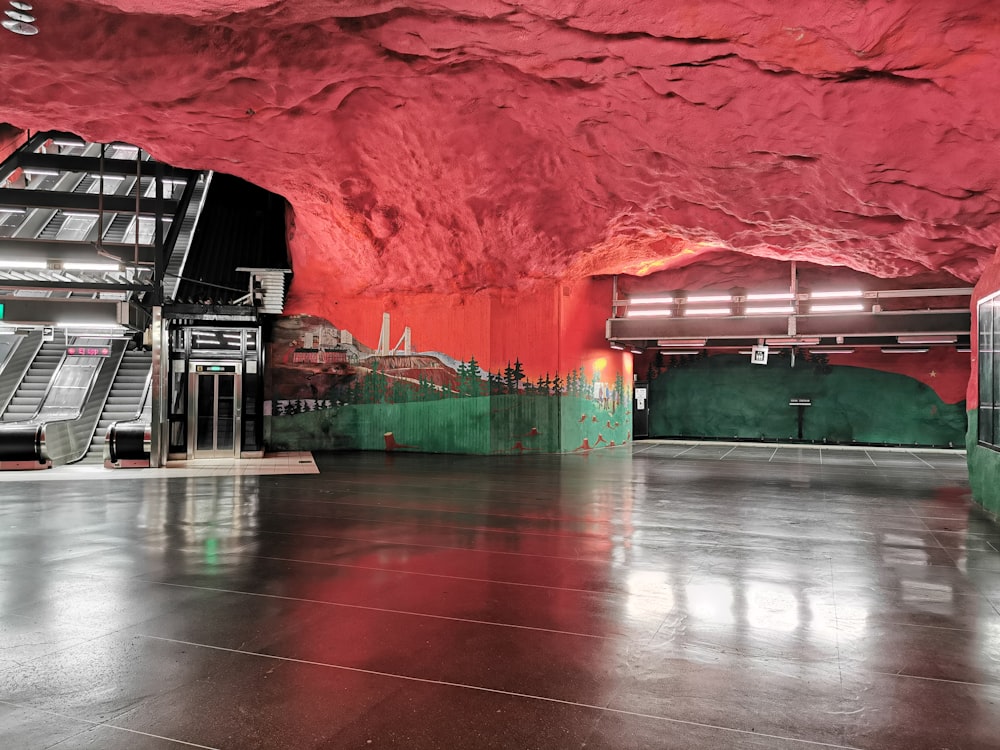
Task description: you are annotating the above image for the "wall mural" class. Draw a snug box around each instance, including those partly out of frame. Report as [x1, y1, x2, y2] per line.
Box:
[266, 314, 631, 454]
[643, 352, 967, 447]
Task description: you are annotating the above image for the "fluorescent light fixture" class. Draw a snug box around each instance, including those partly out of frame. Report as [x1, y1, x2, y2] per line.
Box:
[628, 296, 674, 304]
[810, 290, 863, 299]
[810, 303, 864, 313]
[23, 168, 60, 177]
[5, 259, 46, 269]
[685, 294, 731, 303]
[52, 138, 86, 148]
[629, 347, 644, 355]
[87, 174, 124, 182]
[626, 309, 672, 317]
[0, 207, 26, 215]
[58, 322, 123, 330]
[658, 339, 706, 347]
[685, 307, 730, 316]
[897, 335, 957, 345]
[746, 292, 795, 301]
[766, 337, 820, 346]
[810, 348, 855, 354]
[746, 306, 794, 315]
[62, 262, 122, 271]
[957, 347, 971, 353]
[609, 342, 625, 350]
[881, 347, 929, 354]
[659, 350, 700, 355]
[60, 211, 100, 219]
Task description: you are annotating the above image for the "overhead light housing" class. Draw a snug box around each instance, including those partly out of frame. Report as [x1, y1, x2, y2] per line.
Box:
[685, 294, 731, 303]
[659, 350, 700, 355]
[810, 303, 865, 313]
[745, 306, 795, 315]
[897, 335, 957, 345]
[746, 292, 795, 301]
[64, 264, 122, 272]
[629, 347, 644, 355]
[881, 347, 929, 354]
[5, 259, 46, 269]
[626, 309, 672, 318]
[609, 342, 625, 350]
[685, 307, 730, 316]
[766, 337, 820, 346]
[23, 167, 59, 177]
[810, 348, 855, 355]
[810, 290, 863, 299]
[658, 339, 706, 347]
[628, 296, 675, 304]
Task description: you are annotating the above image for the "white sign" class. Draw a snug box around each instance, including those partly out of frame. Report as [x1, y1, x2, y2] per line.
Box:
[751, 345, 769, 365]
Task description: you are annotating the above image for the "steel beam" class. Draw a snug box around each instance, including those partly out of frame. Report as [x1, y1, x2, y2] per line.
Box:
[0, 188, 178, 215]
[607, 310, 971, 342]
[14, 152, 196, 181]
[0, 239, 156, 265]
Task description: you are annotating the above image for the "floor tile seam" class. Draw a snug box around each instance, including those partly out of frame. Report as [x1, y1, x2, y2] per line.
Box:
[867, 669, 1000, 689]
[0, 699, 220, 749]
[641, 439, 967, 456]
[905, 451, 938, 469]
[247, 553, 665, 597]
[253, 507, 629, 543]
[139, 579, 616, 640]
[255, 528, 639, 563]
[249, 523, 912, 560]
[135, 635, 865, 750]
[264, 494, 638, 525]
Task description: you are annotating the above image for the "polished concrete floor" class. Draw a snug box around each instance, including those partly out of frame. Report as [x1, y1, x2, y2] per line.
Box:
[1, 443, 999, 749]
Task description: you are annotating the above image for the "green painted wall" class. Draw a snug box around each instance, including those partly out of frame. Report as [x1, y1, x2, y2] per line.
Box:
[649, 354, 966, 447]
[268, 393, 629, 455]
[967, 411, 1000, 516]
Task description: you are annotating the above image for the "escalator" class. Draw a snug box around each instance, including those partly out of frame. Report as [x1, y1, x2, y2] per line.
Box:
[79, 349, 152, 464]
[1, 340, 63, 422]
[0, 329, 43, 416]
[0, 338, 128, 469]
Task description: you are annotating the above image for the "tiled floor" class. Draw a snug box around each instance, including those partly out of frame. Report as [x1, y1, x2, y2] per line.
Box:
[1, 444, 998, 749]
[0, 452, 318, 481]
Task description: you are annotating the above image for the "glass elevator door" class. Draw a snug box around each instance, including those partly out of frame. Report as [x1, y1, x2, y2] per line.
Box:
[188, 363, 241, 458]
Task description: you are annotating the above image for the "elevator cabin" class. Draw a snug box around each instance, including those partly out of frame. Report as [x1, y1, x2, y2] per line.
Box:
[167, 325, 263, 459]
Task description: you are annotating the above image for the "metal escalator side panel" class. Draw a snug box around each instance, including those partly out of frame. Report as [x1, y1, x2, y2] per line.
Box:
[39, 340, 128, 466]
[0, 330, 44, 420]
[105, 356, 153, 468]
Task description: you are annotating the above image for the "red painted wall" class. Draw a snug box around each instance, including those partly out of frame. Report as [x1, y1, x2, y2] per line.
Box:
[287, 279, 627, 387]
[969, 248, 1000, 409]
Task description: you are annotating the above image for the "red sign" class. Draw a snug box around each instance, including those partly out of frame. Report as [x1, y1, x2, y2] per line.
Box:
[66, 347, 111, 357]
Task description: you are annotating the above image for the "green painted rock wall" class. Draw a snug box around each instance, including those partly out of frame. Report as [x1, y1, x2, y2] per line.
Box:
[649, 354, 966, 447]
[268, 393, 630, 455]
[967, 411, 1000, 516]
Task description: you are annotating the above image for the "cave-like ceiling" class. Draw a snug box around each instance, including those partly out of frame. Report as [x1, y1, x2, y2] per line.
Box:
[1, 1, 998, 297]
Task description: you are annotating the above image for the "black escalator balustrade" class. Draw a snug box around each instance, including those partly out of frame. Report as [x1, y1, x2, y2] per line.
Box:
[81, 348, 152, 464]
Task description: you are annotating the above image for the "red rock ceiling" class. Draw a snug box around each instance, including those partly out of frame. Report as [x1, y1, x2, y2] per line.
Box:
[1, 1, 999, 296]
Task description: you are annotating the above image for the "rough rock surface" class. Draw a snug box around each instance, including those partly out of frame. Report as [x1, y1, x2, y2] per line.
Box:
[2, 1, 999, 298]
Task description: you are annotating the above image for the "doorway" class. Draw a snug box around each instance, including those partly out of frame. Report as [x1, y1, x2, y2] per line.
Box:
[188, 363, 241, 458]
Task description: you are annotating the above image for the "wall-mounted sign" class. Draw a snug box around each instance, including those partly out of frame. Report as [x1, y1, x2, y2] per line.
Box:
[67, 346, 110, 357]
[42, 326, 55, 342]
[750, 345, 769, 365]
